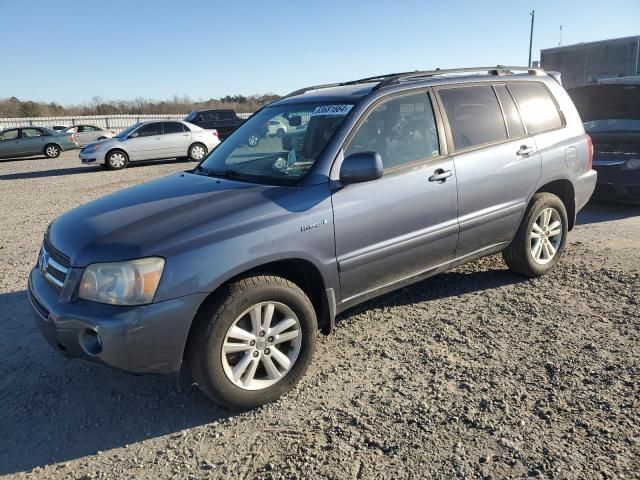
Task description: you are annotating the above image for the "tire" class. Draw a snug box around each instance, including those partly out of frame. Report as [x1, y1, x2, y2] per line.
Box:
[502, 192, 568, 277]
[105, 150, 128, 170]
[188, 143, 208, 162]
[44, 144, 61, 158]
[276, 128, 285, 138]
[187, 275, 317, 409]
[247, 133, 260, 147]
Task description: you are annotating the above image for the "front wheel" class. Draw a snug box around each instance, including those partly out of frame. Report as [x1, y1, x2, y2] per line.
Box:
[502, 192, 568, 277]
[105, 150, 128, 170]
[44, 144, 61, 158]
[247, 133, 260, 147]
[187, 275, 317, 409]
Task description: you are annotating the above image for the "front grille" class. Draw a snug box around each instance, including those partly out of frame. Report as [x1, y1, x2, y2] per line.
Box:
[39, 239, 70, 290]
[28, 282, 50, 319]
[43, 237, 70, 269]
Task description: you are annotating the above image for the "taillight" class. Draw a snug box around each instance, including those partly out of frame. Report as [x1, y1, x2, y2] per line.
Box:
[585, 134, 593, 169]
[70, 134, 77, 143]
[212, 129, 219, 137]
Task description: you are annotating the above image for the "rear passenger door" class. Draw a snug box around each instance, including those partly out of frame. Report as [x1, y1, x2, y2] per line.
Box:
[332, 91, 459, 303]
[436, 84, 542, 257]
[162, 121, 191, 157]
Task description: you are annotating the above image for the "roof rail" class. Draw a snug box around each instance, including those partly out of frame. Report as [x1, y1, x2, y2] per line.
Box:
[283, 66, 546, 98]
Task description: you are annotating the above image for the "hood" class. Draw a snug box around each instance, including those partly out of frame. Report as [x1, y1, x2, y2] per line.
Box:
[47, 172, 305, 266]
[568, 84, 640, 122]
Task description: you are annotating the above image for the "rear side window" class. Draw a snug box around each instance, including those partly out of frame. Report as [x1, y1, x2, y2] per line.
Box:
[163, 122, 186, 134]
[439, 86, 507, 150]
[495, 85, 525, 138]
[345, 92, 440, 170]
[509, 82, 563, 134]
[21, 128, 44, 138]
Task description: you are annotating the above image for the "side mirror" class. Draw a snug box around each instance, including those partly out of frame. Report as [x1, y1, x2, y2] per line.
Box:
[339, 151, 383, 185]
[129, 132, 139, 139]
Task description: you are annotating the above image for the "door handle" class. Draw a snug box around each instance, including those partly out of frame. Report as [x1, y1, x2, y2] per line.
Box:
[428, 169, 453, 183]
[517, 145, 535, 156]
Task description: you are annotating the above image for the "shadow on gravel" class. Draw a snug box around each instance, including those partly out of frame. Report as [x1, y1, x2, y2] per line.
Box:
[577, 200, 640, 225]
[0, 290, 232, 475]
[0, 155, 48, 163]
[0, 158, 189, 181]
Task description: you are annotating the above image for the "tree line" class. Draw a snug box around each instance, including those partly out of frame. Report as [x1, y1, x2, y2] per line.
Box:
[0, 94, 282, 118]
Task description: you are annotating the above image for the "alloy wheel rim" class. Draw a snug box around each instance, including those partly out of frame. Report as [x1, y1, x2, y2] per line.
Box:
[192, 145, 205, 160]
[110, 153, 125, 168]
[221, 301, 302, 391]
[248, 135, 258, 146]
[530, 207, 562, 265]
[46, 146, 58, 157]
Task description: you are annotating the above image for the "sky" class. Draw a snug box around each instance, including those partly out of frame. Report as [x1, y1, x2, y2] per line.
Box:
[0, 0, 638, 105]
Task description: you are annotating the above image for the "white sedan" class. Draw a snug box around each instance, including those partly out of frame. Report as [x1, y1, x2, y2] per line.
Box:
[79, 120, 220, 170]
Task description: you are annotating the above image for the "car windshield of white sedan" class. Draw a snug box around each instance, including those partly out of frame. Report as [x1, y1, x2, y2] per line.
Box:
[198, 103, 354, 185]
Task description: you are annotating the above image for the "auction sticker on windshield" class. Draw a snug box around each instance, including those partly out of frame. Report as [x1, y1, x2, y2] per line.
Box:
[311, 105, 353, 116]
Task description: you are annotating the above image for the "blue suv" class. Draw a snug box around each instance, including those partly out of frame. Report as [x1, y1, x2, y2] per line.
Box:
[28, 67, 596, 408]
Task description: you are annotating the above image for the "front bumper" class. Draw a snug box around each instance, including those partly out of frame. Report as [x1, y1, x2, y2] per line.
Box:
[79, 149, 102, 164]
[28, 266, 208, 375]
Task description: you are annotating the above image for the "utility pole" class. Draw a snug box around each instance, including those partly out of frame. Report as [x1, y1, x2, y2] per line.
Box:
[528, 10, 535, 67]
[559, 25, 563, 47]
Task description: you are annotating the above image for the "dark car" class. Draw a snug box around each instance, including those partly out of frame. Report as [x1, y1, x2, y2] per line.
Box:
[569, 83, 640, 202]
[184, 109, 245, 140]
[29, 66, 596, 409]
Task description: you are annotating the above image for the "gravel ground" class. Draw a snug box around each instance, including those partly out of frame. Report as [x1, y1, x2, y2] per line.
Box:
[0, 151, 638, 479]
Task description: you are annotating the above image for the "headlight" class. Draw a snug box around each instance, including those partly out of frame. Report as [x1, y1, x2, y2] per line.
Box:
[78, 257, 165, 305]
[622, 158, 640, 170]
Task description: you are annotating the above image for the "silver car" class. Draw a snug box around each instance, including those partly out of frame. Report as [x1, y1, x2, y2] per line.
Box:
[0, 127, 78, 159]
[65, 125, 115, 147]
[79, 120, 220, 169]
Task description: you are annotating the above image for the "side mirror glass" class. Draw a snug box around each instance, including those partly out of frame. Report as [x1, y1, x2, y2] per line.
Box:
[339, 151, 383, 185]
[129, 131, 139, 139]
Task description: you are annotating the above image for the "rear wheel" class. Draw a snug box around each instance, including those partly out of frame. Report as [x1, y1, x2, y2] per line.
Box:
[105, 150, 128, 170]
[188, 143, 207, 162]
[188, 275, 317, 409]
[276, 128, 285, 138]
[247, 133, 260, 147]
[502, 192, 568, 277]
[44, 144, 61, 158]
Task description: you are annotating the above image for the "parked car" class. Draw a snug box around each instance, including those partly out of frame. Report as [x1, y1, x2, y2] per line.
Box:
[0, 126, 77, 159]
[29, 66, 596, 409]
[568, 83, 640, 202]
[266, 119, 288, 138]
[79, 120, 220, 169]
[65, 124, 115, 147]
[184, 109, 245, 140]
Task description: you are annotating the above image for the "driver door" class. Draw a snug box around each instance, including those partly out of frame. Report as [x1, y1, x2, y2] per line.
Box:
[126, 122, 164, 160]
[331, 91, 459, 303]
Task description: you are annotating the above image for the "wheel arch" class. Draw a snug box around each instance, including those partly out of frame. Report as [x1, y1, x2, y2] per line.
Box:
[105, 147, 129, 161]
[182, 257, 334, 364]
[534, 179, 576, 230]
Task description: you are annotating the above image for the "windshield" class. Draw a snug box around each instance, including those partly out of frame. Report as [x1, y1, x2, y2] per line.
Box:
[115, 123, 141, 138]
[584, 119, 640, 133]
[185, 112, 198, 122]
[198, 102, 354, 185]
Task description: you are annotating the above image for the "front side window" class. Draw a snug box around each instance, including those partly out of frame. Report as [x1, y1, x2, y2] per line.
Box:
[509, 82, 563, 134]
[439, 86, 507, 150]
[199, 102, 353, 185]
[345, 92, 439, 169]
[135, 123, 162, 137]
[1, 129, 19, 140]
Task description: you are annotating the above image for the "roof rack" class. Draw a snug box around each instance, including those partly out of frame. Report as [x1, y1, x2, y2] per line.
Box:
[284, 66, 545, 98]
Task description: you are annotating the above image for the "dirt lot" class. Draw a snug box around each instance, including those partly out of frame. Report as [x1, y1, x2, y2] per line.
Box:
[1, 151, 638, 479]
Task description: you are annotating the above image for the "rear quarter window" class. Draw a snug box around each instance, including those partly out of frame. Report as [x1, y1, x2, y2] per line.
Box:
[509, 82, 563, 134]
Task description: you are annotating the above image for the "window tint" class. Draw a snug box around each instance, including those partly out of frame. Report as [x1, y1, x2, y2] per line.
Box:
[509, 82, 563, 134]
[439, 86, 507, 150]
[495, 85, 525, 138]
[163, 122, 186, 134]
[1, 129, 19, 140]
[345, 92, 439, 169]
[135, 123, 162, 137]
[21, 128, 44, 138]
[220, 111, 235, 120]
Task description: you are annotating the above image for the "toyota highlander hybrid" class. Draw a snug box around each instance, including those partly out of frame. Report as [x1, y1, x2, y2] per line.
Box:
[28, 66, 596, 408]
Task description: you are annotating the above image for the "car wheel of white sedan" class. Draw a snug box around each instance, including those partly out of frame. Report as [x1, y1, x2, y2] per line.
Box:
[106, 150, 129, 170]
[188, 143, 207, 162]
